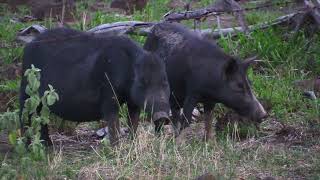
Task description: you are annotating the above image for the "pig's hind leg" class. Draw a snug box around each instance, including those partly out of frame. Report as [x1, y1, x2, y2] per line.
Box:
[203, 103, 215, 141]
[181, 96, 198, 129]
[127, 104, 140, 139]
[170, 102, 182, 137]
[101, 100, 120, 146]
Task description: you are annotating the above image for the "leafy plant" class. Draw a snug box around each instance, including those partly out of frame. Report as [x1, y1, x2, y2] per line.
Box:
[20, 65, 59, 159]
[0, 65, 60, 178]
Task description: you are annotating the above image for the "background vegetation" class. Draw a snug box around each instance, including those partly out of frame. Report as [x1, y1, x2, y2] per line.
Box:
[0, 0, 319, 179]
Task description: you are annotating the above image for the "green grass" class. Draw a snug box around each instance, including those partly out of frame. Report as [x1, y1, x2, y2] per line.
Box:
[218, 28, 320, 124]
[0, 0, 320, 179]
[0, 79, 20, 92]
[0, 20, 24, 64]
[245, 10, 284, 25]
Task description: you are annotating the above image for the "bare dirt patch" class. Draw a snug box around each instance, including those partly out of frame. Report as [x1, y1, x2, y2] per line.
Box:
[0, 61, 21, 81]
[50, 123, 100, 152]
[0, 131, 12, 156]
[0, 92, 16, 112]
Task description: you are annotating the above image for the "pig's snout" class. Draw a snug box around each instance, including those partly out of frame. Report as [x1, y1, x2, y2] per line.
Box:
[252, 101, 267, 122]
[153, 111, 170, 122]
[153, 111, 170, 134]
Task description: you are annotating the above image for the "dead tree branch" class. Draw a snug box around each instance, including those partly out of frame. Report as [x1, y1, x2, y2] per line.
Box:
[15, 12, 299, 44]
[87, 21, 155, 36]
[290, 0, 320, 34]
[163, 0, 296, 22]
[15, 1, 311, 44]
[201, 12, 298, 38]
[87, 12, 298, 38]
[211, 0, 248, 33]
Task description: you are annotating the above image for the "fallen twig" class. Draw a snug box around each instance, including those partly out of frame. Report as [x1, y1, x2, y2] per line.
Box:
[87, 21, 155, 35]
[163, 0, 296, 22]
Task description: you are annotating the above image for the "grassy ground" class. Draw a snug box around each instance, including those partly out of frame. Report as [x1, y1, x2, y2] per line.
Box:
[0, 0, 320, 179]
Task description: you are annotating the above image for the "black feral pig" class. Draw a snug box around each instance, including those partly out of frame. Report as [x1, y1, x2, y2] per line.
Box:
[144, 22, 267, 139]
[20, 28, 171, 146]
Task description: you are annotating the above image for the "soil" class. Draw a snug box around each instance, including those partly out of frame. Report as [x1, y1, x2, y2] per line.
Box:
[0, 92, 16, 112]
[47, 116, 318, 152]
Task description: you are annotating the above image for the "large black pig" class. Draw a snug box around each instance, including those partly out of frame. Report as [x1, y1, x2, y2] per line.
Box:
[144, 22, 267, 139]
[20, 28, 171, 145]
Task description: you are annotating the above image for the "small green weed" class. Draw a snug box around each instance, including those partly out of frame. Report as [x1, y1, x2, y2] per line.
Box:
[0, 65, 59, 179]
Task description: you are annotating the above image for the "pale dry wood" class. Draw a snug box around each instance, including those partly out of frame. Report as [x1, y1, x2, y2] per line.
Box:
[212, 0, 248, 32]
[290, 0, 320, 33]
[16, 12, 298, 44]
[87, 21, 155, 35]
[201, 12, 298, 38]
[87, 12, 297, 38]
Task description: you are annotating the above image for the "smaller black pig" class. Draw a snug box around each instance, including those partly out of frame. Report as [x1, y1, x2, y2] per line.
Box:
[144, 22, 267, 140]
[20, 28, 171, 146]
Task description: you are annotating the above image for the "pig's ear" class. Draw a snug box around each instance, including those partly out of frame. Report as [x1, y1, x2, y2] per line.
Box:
[224, 58, 238, 79]
[242, 56, 258, 71]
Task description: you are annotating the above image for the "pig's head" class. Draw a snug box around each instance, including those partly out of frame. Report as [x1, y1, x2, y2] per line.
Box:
[131, 51, 171, 123]
[213, 57, 267, 123]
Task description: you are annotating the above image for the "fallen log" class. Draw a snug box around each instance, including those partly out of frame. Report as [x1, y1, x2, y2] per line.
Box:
[201, 12, 298, 38]
[15, 21, 154, 43]
[131, 12, 298, 38]
[87, 21, 155, 35]
[16, 24, 47, 43]
[87, 12, 298, 38]
[15, 12, 299, 43]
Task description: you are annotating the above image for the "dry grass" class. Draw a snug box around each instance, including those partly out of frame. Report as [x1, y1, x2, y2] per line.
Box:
[39, 119, 318, 180]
